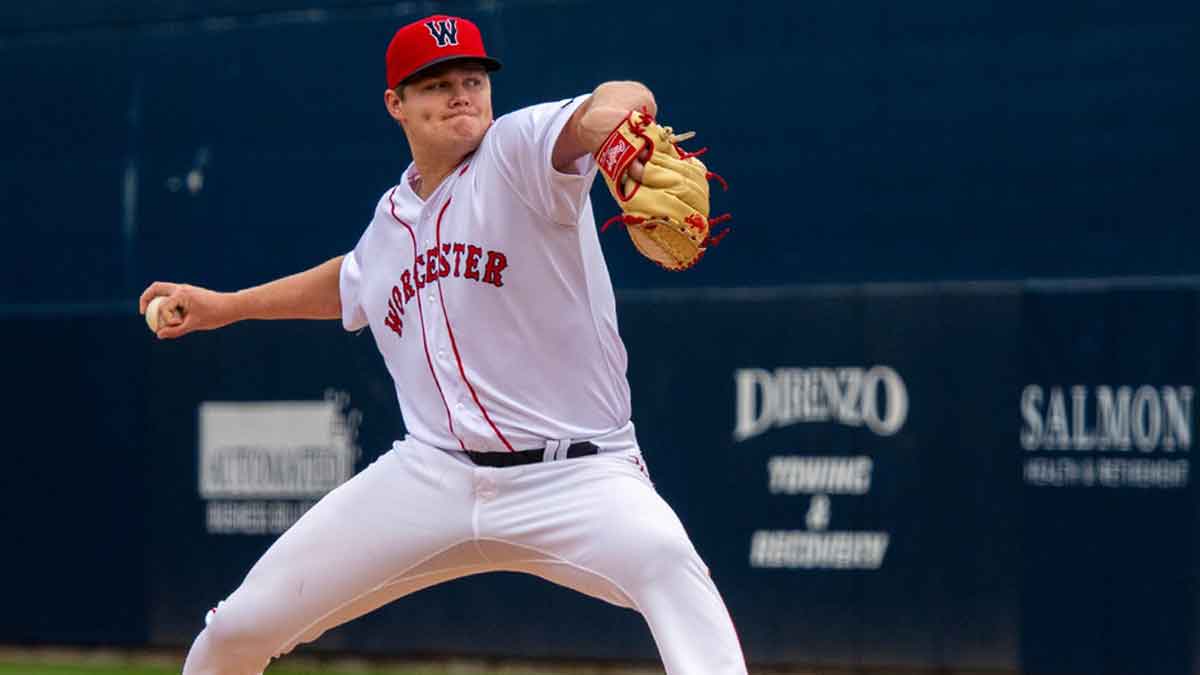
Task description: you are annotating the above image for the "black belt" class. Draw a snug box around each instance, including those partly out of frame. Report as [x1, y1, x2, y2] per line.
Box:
[464, 441, 599, 468]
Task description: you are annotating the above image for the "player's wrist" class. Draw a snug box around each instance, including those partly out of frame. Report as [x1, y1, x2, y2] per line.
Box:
[581, 82, 656, 153]
[226, 288, 259, 323]
[581, 105, 651, 153]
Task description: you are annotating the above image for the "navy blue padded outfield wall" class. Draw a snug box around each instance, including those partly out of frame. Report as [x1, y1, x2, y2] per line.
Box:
[1, 0, 1197, 304]
[4, 279, 1200, 674]
[3, 2, 1199, 674]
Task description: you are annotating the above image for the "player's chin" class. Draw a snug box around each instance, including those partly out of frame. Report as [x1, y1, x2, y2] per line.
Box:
[445, 115, 486, 139]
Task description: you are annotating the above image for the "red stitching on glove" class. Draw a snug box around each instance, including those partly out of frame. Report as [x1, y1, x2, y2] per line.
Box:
[601, 214, 646, 232]
[706, 171, 729, 191]
[707, 227, 732, 247]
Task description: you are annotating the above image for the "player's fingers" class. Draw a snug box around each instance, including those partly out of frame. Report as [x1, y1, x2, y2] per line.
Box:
[165, 302, 186, 326]
[139, 281, 177, 313]
[139, 282, 170, 312]
[162, 290, 190, 325]
[627, 158, 646, 183]
[156, 313, 192, 340]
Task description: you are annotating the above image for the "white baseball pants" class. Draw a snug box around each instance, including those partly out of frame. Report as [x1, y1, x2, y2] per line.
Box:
[181, 439, 747, 674]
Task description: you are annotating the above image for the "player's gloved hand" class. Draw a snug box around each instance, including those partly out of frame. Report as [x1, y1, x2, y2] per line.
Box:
[139, 282, 236, 339]
[595, 109, 731, 271]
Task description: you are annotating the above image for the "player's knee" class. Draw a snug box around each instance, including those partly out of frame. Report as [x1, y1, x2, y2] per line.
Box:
[199, 603, 275, 664]
[624, 526, 705, 586]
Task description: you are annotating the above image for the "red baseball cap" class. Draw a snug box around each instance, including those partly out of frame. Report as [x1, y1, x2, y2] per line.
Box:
[386, 15, 502, 89]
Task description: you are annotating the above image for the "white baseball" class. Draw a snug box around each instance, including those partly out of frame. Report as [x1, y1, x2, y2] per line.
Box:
[146, 296, 167, 332]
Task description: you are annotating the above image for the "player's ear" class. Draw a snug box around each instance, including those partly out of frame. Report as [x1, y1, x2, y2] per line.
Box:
[384, 88, 407, 126]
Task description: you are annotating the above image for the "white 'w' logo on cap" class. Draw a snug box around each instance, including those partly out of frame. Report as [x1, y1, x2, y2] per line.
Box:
[424, 18, 459, 47]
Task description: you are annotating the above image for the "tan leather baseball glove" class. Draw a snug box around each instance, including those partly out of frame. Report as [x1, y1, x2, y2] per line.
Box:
[595, 110, 730, 271]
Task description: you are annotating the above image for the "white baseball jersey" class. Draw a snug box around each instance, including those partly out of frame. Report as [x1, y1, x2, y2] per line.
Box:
[338, 96, 634, 454]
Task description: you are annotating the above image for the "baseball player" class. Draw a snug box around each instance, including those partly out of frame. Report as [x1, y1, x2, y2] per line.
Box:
[140, 14, 746, 675]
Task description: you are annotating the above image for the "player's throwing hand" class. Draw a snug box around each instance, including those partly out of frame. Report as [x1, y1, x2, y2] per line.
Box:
[138, 282, 232, 339]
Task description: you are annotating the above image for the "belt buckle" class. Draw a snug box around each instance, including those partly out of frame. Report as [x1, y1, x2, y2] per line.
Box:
[542, 438, 573, 463]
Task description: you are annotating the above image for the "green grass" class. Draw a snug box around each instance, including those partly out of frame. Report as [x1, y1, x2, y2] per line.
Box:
[0, 667, 176, 675]
[0, 662, 177, 667]
[0, 666, 554, 675]
[0, 660, 601, 675]
[0, 650, 663, 675]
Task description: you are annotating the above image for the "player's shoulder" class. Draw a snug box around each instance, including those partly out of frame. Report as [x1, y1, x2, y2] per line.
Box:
[373, 186, 395, 212]
[485, 96, 587, 144]
[353, 184, 403, 241]
[371, 173, 414, 215]
[361, 190, 389, 227]
[498, 97, 582, 124]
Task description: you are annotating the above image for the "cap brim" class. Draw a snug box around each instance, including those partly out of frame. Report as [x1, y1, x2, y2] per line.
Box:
[397, 56, 502, 87]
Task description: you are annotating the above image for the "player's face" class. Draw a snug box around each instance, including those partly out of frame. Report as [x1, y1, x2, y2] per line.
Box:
[388, 62, 493, 154]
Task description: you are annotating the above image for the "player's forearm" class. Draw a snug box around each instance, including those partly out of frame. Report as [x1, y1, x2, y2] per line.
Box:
[230, 255, 344, 321]
[577, 81, 657, 153]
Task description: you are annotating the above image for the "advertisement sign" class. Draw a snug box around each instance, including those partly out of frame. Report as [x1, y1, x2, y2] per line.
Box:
[1019, 288, 1197, 675]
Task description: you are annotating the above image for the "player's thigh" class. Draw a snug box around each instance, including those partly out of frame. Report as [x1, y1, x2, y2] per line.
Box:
[281, 549, 497, 652]
[490, 451, 707, 593]
[206, 446, 478, 650]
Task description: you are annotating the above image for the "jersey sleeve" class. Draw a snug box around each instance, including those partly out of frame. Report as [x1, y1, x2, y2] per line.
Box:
[340, 199, 386, 332]
[485, 95, 597, 226]
[339, 236, 369, 332]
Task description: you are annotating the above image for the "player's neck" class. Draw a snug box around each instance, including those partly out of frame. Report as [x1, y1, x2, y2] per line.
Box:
[410, 150, 472, 201]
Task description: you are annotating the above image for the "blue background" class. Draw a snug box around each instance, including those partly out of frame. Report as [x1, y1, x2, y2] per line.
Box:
[2, 2, 1198, 673]
[1, 0, 1197, 304]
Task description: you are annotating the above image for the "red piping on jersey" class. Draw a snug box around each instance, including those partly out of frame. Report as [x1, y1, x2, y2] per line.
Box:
[434, 196, 516, 452]
[387, 188, 467, 452]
